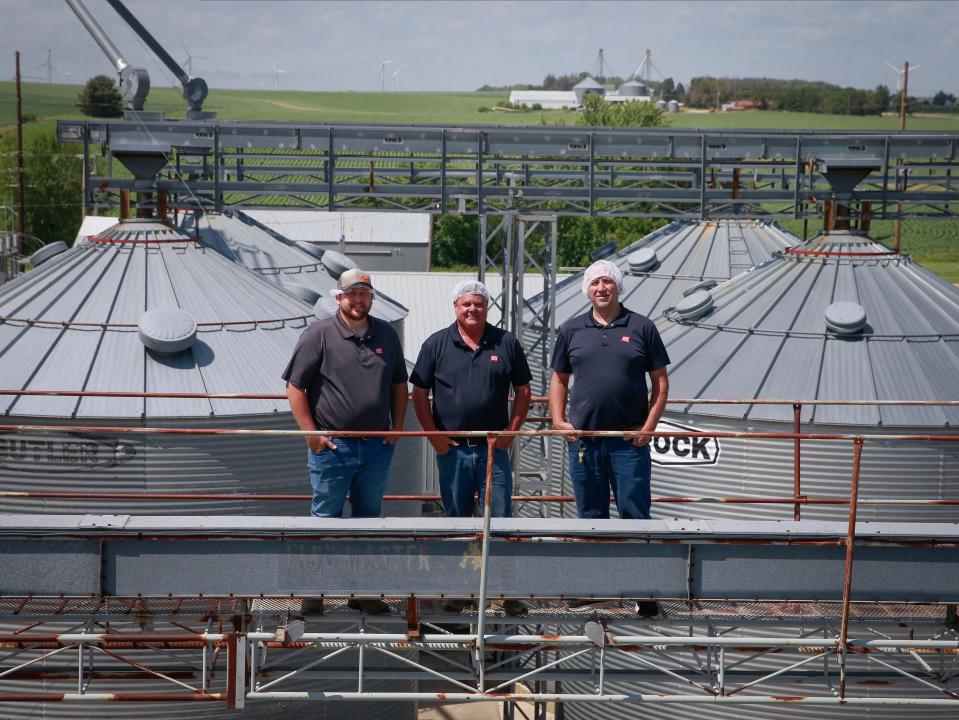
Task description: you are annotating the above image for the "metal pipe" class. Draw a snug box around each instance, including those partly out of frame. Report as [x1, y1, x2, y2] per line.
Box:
[2, 490, 957, 506]
[14, 52, 25, 257]
[838, 435, 864, 699]
[793, 403, 802, 521]
[12, 632, 956, 651]
[3, 389, 959, 407]
[63, 0, 129, 72]
[104, 0, 189, 84]
[243, 691, 959, 705]
[475, 433, 498, 690]
[3, 421, 958, 443]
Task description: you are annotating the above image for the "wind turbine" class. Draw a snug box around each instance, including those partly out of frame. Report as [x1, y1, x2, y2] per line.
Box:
[883, 60, 922, 94]
[271, 60, 289, 91]
[36, 49, 71, 83]
[378, 59, 395, 92]
[179, 39, 210, 77]
[391, 65, 402, 92]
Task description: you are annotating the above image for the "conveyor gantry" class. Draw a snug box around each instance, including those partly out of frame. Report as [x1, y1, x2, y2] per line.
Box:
[57, 120, 959, 220]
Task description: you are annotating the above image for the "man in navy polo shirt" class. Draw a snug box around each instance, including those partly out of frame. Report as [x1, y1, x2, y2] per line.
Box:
[411, 281, 532, 519]
[549, 259, 670, 522]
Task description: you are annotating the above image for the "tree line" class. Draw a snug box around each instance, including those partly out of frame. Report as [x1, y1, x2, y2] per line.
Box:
[686, 76, 893, 116]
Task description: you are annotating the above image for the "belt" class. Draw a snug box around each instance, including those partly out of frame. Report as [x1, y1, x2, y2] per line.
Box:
[320, 432, 383, 442]
[450, 437, 486, 447]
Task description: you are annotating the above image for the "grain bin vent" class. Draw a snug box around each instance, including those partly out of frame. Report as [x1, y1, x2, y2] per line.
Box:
[627, 248, 658, 273]
[138, 308, 197, 354]
[825, 301, 867, 335]
[673, 289, 714, 321]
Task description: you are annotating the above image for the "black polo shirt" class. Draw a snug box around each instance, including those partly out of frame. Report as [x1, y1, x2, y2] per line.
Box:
[550, 305, 669, 431]
[282, 314, 407, 431]
[411, 322, 532, 432]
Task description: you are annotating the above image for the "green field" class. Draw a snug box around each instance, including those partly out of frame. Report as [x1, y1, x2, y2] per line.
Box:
[777, 218, 959, 282]
[4, 81, 959, 131]
[2, 81, 957, 280]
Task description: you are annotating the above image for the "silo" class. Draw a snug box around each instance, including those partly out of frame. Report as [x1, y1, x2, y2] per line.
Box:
[667, 99, 679, 112]
[182, 210, 423, 517]
[617, 80, 647, 97]
[573, 76, 606, 106]
[0, 218, 416, 718]
[653, 228, 959, 523]
[520, 220, 797, 517]
[546, 229, 959, 720]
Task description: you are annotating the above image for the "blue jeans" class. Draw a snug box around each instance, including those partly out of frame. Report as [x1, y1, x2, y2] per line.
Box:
[307, 438, 395, 518]
[568, 437, 651, 519]
[435, 444, 513, 518]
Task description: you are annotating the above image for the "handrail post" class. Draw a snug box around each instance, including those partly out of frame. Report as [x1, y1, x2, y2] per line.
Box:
[793, 403, 802, 521]
[475, 432, 497, 693]
[226, 631, 246, 709]
[838, 435, 864, 700]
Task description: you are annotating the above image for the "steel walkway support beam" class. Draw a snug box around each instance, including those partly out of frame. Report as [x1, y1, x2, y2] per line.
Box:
[0, 517, 956, 602]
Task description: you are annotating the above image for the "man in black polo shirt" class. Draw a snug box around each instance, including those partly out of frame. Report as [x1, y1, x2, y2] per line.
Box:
[283, 268, 408, 521]
[411, 281, 532, 519]
[549, 259, 670, 521]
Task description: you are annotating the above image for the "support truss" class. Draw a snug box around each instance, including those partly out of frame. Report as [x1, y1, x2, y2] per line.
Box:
[57, 120, 959, 219]
[0, 599, 956, 709]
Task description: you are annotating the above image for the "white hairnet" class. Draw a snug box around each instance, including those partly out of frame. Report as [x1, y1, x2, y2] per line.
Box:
[582, 259, 624, 298]
[451, 280, 491, 304]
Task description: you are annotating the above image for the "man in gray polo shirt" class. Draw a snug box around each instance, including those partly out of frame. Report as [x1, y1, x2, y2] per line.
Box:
[283, 267, 408, 520]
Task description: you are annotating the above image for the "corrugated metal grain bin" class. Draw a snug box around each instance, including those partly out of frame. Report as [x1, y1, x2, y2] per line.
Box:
[0, 218, 417, 718]
[521, 220, 797, 517]
[0, 218, 421, 517]
[550, 229, 959, 720]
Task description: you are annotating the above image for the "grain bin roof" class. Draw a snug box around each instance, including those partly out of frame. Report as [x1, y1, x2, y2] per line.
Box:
[0, 219, 317, 419]
[573, 76, 604, 90]
[658, 230, 959, 427]
[242, 209, 430, 246]
[525, 220, 796, 325]
[184, 211, 408, 322]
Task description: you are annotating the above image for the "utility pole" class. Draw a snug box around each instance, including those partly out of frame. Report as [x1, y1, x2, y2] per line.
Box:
[893, 61, 909, 252]
[898, 61, 909, 131]
[15, 51, 26, 256]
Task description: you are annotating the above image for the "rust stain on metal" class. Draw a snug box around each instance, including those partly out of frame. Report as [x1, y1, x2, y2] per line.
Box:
[771, 695, 807, 702]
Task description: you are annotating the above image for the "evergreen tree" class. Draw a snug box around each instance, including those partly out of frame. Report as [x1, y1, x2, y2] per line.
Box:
[77, 75, 124, 117]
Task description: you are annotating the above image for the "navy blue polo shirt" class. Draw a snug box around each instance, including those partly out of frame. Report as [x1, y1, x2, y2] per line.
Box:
[411, 322, 532, 432]
[550, 305, 669, 431]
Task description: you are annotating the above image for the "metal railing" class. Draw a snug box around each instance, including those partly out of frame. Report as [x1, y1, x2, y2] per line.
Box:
[0, 392, 957, 707]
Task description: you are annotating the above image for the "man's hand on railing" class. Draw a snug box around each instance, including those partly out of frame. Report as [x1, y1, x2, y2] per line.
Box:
[552, 419, 578, 441]
[428, 435, 457, 455]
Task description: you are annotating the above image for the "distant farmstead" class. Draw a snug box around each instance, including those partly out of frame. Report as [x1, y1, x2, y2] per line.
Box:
[722, 99, 765, 111]
[507, 90, 580, 109]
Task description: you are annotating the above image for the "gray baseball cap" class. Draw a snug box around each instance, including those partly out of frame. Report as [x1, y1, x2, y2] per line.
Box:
[336, 268, 374, 293]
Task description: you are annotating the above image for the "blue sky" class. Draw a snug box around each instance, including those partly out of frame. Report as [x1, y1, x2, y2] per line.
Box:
[2, 0, 955, 96]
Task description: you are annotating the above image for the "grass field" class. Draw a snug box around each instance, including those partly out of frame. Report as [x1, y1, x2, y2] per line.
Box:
[2, 81, 956, 280]
[4, 81, 959, 131]
[777, 218, 959, 282]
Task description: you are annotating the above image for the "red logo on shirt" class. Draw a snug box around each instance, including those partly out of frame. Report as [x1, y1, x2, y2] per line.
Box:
[621, 335, 631, 343]
[375, 347, 384, 355]
[490, 355, 500, 363]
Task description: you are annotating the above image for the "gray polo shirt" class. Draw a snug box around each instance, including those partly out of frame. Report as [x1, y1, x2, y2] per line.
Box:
[282, 314, 407, 431]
